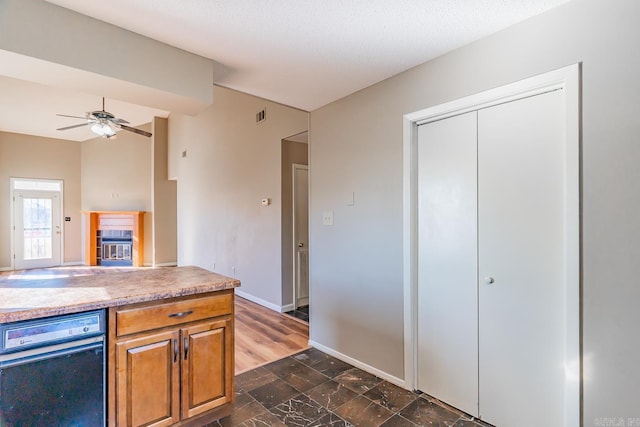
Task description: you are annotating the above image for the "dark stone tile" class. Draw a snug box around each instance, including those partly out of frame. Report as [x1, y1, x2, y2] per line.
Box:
[269, 394, 330, 426]
[312, 356, 353, 378]
[239, 411, 287, 427]
[334, 367, 383, 393]
[452, 417, 492, 427]
[307, 380, 359, 411]
[399, 398, 460, 426]
[232, 391, 256, 410]
[380, 414, 419, 427]
[334, 395, 394, 427]
[219, 400, 267, 427]
[293, 347, 333, 366]
[264, 356, 307, 377]
[364, 381, 418, 412]
[298, 305, 309, 315]
[281, 364, 330, 392]
[236, 366, 278, 392]
[248, 378, 300, 409]
[308, 412, 354, 427]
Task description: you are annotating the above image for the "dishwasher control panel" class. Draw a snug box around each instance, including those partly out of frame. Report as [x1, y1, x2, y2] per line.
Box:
[0, 310, 105, 353]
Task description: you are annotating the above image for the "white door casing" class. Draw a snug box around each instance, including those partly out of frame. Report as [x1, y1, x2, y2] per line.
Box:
[403, 64, 580, 426]
[293, 164, 309, 309]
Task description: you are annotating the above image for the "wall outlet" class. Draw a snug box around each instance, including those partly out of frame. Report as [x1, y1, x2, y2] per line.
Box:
[322, 211, 334, 226]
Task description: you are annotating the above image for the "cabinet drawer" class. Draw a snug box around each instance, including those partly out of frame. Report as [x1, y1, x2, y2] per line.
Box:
[116, 293, 232, 336]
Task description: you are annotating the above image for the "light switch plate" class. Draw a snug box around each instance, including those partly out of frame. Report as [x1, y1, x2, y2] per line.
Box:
[322, 211, 334, 226]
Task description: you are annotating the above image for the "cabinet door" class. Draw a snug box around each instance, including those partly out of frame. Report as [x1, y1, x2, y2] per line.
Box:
[116, 330, 180, 427]
[181, 317, 234, 419]
[478, 89, 565, 426]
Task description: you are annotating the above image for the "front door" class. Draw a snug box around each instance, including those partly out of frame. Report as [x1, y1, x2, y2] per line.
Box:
[13, 190, 62, 270]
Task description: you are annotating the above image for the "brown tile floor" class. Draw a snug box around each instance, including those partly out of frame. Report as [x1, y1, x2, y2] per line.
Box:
[208, 348, 492, 427]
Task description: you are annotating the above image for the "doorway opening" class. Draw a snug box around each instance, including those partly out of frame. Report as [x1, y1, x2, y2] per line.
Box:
[10, 178, 64, 270]
[280, 132, 309, 323]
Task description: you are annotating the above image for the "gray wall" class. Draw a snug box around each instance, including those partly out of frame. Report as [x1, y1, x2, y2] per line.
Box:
[168, 86, 308, 308]
[0, 132, 82, 267]
[151, 117, 177, 265]
[309, 0, 640, 421]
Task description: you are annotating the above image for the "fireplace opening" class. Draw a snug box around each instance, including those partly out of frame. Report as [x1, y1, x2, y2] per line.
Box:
[97, 230, 133, 267]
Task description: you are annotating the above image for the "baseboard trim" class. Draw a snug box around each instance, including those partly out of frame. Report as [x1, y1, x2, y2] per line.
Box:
[0, 267, 12, 272]
[281, 304, 294, 313]
[154, 262, 178, 267]
[63, 261, 84, 266]
[308, 340, 407, 390]
[234, 290, 282, 313]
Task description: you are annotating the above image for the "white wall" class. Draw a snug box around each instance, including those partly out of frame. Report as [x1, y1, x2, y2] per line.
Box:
[309, 0, 640, 421]
[169, 86, 308, 307]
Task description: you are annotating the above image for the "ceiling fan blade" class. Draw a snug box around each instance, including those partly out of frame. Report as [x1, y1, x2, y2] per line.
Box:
[56, 114, 89, 120]
[119, 124, 152, 137]
[112, 118, 130, 125]
[57, 122, 91, 131]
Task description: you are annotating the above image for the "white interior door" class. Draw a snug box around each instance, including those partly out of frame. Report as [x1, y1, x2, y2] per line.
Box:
[13, 190, 62, 270]
[417, 112, 479, 416]
[293, 164, 309, 308]
[477, 90, 565, 426]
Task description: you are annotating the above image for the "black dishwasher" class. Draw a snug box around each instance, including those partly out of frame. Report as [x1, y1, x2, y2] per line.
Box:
[0, 309, 106, 426]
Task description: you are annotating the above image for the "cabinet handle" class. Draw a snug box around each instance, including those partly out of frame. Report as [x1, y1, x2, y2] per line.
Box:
[168, 310, 193, 318]
[173, 339, 178, 363]
[184, 337, 189, 360]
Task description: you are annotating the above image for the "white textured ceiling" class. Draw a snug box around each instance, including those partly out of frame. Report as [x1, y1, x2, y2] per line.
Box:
[2, 0, 570, 141]
[44, 0, 570, 112]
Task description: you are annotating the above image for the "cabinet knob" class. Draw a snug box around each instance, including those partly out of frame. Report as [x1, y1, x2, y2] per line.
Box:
[484, 276, 495, 285]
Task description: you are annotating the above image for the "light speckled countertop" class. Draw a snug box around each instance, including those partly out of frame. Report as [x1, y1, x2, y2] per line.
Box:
[0, 266, 240, 323]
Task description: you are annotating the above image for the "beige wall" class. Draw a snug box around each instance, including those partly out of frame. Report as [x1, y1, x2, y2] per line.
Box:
[152, 117, 177, 265]
[281, 140, 308, 306]
[0, 131, 82, 268]
[309, 0, 640, 420]
[81, 124, 153, 265]
[169, 86, 308, 308]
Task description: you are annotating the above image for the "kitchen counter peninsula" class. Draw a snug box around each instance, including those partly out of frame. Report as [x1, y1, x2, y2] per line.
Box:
[0, 265, 240, 323]
[0, 266, 240, 426]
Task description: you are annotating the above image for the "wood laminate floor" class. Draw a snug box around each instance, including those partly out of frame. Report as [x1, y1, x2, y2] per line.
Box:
[235, 296, 309, 374]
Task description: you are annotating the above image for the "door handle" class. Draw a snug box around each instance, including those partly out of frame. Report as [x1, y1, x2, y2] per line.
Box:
[173, 339, 178, 363]
[484, 276, 495, 285]
[184, 337, 189, 360]
[298, 242, 304, 248]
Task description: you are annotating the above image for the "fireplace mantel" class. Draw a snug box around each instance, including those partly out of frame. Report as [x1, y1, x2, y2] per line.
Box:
[82, 211, 145, 267]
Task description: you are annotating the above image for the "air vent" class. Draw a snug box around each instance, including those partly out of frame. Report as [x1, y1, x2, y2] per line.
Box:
[256, 108, 266, 124]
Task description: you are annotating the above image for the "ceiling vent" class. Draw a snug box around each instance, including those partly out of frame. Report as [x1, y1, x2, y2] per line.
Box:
[256, 108, 266, 124]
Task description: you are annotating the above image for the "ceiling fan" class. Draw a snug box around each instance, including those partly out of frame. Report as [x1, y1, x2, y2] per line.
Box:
[56, 97, 152, 139]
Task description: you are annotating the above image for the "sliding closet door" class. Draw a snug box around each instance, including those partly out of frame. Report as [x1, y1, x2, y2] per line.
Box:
[477, 90, 565, 426]
[417, 112, 478, 416]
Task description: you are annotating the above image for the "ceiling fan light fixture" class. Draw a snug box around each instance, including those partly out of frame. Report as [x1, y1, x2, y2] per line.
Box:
[91, 121, 115, 138]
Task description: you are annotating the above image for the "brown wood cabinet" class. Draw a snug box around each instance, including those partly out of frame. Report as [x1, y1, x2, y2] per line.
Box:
[108, 291, 234, 427]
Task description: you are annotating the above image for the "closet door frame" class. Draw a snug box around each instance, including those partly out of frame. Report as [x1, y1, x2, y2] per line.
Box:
[402, 63, 580, 426]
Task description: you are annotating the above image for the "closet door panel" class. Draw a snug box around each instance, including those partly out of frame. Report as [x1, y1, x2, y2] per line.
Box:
[417, 112, 478, 416]
[478, 90, 565, 426]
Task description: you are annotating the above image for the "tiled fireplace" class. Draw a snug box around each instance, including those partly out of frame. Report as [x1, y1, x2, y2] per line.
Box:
[83, 211, 145, 267]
